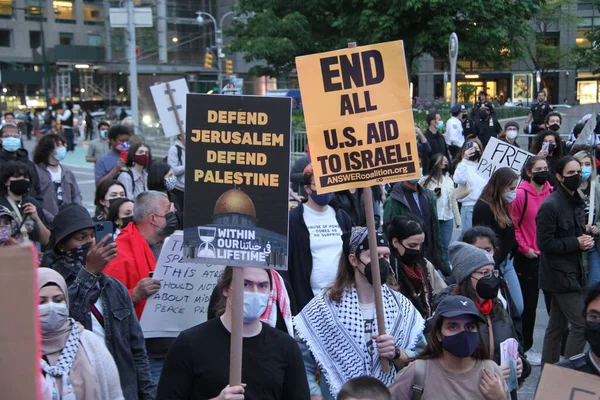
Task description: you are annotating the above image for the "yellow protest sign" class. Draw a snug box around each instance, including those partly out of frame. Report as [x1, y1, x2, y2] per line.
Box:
[296, 41, 420, 193]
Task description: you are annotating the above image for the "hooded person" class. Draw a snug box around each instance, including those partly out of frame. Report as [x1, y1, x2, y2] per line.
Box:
[43, 204, 156, 400]
[295, 227, 426, 400]
[38, 267, 124, 400]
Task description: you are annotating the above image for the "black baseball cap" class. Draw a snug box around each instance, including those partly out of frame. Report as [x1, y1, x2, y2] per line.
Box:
[434, 295, 486, 324]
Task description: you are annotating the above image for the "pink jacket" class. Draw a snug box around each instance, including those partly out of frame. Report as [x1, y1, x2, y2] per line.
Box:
[511, 180, 552, 255]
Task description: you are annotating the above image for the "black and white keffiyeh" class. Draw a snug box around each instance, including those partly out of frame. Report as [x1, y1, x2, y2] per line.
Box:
[294, 286, 424, 398]
[41, 319, 79, 400]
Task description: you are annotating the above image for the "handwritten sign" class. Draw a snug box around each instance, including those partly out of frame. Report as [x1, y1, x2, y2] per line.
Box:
[534, 364, 600, 400]
[150, 78, 189, 137]
[295, 41, 420, 194]
[140, 232, 224, 338]
[182, 94, 291, 270]
[476, 137, 533, 180]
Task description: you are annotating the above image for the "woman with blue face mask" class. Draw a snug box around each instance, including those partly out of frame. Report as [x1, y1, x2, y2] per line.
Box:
[573, 150, 600, 285]
[34, 134, 82, 221]
[38, 267, 124, 400]
[157, 267, 310, 400]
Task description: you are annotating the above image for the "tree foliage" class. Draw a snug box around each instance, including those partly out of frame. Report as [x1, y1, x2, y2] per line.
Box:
[228, 0, 542, 78]
[574, 0, 600, 73]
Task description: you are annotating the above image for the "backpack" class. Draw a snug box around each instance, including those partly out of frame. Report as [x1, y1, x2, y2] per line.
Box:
[411, 359, 497, 400]
[164, 144, 183, 165]
[117, 169, 135, 198]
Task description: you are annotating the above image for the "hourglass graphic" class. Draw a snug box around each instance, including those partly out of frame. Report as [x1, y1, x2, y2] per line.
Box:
[197, 226, 217, 258]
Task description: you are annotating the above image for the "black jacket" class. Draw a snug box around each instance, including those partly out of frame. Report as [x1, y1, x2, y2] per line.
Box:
[329, 187, 381, 228]
[556, 351, 600, 376]
[473, 199, 518, 264]
[290, 155, 310, 196]
[281, 203, 352, 313]
[537, 184, 587, 293]
[473, 117, 501, 148]
[424, 129, 449, 169]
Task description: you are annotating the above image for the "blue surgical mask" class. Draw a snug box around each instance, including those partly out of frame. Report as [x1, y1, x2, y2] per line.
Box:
[243, 291, 268, 323]
[99, 130, 108, 139]
[310, 190, 334, 206]
[1, 137, 20, 152]
[442, 330, 480, 358]
[582, 166, 593, 181]
[436, 120, 444, 130]
[55, 147, 67, 161]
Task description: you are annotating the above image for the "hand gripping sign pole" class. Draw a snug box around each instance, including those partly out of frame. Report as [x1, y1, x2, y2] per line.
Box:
[347, 41, 391, 373]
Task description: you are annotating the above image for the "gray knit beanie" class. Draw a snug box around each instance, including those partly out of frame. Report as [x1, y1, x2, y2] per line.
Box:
[449, 241, 495, 284]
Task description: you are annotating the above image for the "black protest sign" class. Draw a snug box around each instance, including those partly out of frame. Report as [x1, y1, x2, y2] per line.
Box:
[183, 94, 291, 270]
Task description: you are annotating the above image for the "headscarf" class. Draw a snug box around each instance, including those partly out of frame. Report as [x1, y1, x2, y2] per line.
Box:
[38, 268, 100, 399]
[347, 226, 389, 256]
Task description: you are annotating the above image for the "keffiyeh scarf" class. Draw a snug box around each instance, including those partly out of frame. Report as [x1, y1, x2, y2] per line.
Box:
[41, 319, 79, 400]
[294, 286, 424, 398]
[260, 270, 293, 335]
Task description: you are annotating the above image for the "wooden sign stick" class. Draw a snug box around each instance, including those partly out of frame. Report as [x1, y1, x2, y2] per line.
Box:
[165, 81, 185, 137]
[229, 267, 244, 386]
[347, 41, 391, 373]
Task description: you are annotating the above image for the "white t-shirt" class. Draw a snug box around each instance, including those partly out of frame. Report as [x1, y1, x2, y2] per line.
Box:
[47, 165, 63, 203]
[302, 205, 343, 296]
[360, 301, 376, 366]
[90, 297, 106, 342]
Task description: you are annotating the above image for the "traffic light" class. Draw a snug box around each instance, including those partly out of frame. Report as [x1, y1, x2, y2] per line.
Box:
[204, 52, 213, 69]
[225, 59, 233, 75]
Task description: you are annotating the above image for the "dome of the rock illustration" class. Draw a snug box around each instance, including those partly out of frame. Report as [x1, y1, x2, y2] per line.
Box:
[213, 188, 256, 218]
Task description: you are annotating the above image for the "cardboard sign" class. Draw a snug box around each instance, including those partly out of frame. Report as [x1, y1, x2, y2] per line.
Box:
[0, 245, 40, 400]
[182, 94, 291, 270]
[534, 363, 600, 399]
[295, 41, 420, 193]
[150, 78, 189, 137]
[140, 232, 224, 338]
[476, 137, 533, 180]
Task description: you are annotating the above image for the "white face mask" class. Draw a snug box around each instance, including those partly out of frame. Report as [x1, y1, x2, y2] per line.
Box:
[506, 129, 518, 140]
[39, 302, 68, 334]
[502, 190, 517, 204]
[243, 291, 269, 323]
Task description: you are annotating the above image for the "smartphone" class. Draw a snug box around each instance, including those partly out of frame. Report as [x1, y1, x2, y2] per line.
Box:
[149, 272, 154, 278]
[542, 142, 549, 152]
[466, 141, 474, 149]
[94, 222, 114, 246]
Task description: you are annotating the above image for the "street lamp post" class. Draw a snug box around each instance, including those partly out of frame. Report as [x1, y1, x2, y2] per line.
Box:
[38, 0, 51, 107]
[196, 11, 235, 92]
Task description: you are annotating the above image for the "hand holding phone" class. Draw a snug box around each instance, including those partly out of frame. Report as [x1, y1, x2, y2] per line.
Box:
[95, 222, 114, 246]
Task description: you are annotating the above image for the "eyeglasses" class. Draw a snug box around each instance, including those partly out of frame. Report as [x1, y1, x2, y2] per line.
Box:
[472, 269, 499, 280]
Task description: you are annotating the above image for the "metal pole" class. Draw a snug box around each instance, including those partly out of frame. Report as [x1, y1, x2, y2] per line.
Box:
[449, 32, 458, 106]
[39, 0, 51, 106]
[157, 0, 167, 63]
[216, 27, 223, 92]
[127, 0, 138, 132]
[103, 0, 112, 61]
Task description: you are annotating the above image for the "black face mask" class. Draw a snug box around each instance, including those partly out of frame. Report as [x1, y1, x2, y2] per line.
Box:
[360, 257, 390, 286]
[399, 243, 422, 265]
[532, 171, 549, 185]
[120, 215, 134, 229]
[548, 124, 560, 132]
[63, 241, 92, 264]
[470, 151, 481, 161]
[584, 321, 600, 356]
[9, 179, 30, 196]
[547, 143, 556, 154]
[106, 198, 122, 209]
[442, 167, 449, 174]
[156, 211, 179, 238]
[475, 274, 501, 299]
[561, 174, 582, 191]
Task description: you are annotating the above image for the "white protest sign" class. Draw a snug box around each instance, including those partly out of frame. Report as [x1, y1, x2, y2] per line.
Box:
[140, 231, 224, 338]
[476, 137, 534, 180]
[150, 78, 189, 137]
[500, 338, 519, 366]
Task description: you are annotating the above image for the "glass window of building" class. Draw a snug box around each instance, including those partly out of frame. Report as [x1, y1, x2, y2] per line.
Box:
[54, 0, 74, 22]
[25, 0, 45, 19]
[29, 31, 41, 48]
[59, 32, 73, 45]
[576, 30, 590, 47]
[0, 0, 12, 18]
[84, 3, 103, 24]
[0, 29, 12, 47]
[88, 33, 102, 46]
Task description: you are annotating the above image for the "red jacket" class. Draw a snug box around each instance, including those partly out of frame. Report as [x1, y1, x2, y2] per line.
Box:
[104, 223, 156, 319]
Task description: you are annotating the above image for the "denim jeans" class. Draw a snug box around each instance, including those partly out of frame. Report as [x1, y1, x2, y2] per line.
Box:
[149, 358, 165, 384]
[64, 127, 75, 151]
[588, 243, 600, 286]
[439, 219, 454, 263]
[500, 258, 524, 316]
[460, 205, 474, 239]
